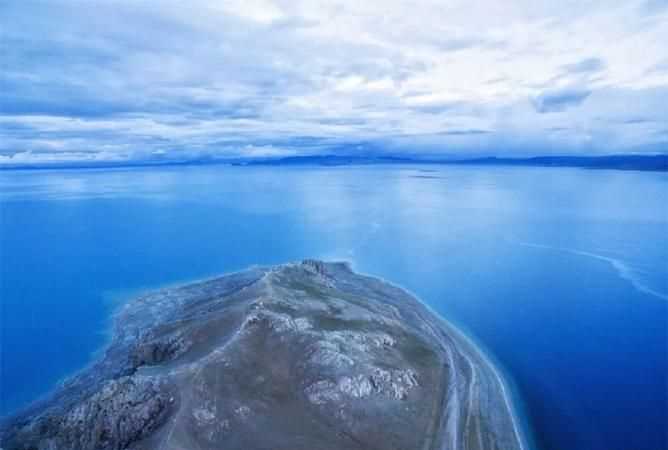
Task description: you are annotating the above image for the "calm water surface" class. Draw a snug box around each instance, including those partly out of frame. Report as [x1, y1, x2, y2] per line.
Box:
[1, 165, 666, 450]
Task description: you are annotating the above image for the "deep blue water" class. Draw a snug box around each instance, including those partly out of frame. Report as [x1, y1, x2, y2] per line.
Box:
[1, 165, 666, 450]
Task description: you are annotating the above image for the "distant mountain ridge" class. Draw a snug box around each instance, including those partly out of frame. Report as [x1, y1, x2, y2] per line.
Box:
[1, 154, 666, 171]
[448, 155, 668, 171]
[238, 154, 668, 171]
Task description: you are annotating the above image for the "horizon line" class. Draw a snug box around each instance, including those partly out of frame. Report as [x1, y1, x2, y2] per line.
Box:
[0, 153, 666, 172]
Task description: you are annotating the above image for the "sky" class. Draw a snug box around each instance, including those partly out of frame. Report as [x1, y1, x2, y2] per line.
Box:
[1, 0, 667, 164]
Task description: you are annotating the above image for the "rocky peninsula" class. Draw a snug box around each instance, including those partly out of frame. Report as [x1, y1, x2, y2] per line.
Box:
[1, 260, 526, 450]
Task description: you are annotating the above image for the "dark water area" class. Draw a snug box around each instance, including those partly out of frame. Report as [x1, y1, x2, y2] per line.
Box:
[1, 165, 666, 450]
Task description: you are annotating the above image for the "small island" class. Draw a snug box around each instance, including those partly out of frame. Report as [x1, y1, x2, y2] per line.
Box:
[1, 261, 526, 450]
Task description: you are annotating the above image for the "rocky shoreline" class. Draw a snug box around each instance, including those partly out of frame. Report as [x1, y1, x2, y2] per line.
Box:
[1, 260, 526, 450]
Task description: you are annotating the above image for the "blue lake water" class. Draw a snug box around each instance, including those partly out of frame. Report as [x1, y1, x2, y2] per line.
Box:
[1, 164, 666, 450]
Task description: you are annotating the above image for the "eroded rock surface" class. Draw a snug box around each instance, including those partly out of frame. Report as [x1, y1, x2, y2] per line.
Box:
[1, 261, 526, 450]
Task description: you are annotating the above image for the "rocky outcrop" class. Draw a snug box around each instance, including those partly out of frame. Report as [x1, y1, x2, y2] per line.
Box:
[0, 261, 527, 450]
[5, 377, 174, 450]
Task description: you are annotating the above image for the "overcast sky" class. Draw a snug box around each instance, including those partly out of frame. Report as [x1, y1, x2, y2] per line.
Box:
[1, 0, 667, 164]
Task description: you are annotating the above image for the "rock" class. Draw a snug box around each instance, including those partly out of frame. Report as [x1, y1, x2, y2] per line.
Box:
[4, 377, 173, 450]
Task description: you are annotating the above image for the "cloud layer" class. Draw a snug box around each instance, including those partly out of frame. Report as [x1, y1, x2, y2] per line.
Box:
[1, 0, 667, 164]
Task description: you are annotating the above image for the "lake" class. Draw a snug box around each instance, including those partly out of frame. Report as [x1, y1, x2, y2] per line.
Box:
[1, 164, 666, 450]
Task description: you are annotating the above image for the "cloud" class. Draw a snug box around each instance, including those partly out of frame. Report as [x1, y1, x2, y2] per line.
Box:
[643, 0, 668, 14]
[532, 87, 592, 113]
[562, 57, 606, 74]
[438, 129, 491, 136]
[237, 144, 297, 158]
[0, 0, 667, 165]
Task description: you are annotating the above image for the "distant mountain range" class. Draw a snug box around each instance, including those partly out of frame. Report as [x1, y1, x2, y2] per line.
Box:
[444, 154, 668, 171]
[236, 154, 668, 171]
[1, 154, 666, 171]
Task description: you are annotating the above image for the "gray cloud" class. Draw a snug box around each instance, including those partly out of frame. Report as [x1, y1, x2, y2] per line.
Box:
[532, 87, 592, 113]
[562, 57, 606, 74]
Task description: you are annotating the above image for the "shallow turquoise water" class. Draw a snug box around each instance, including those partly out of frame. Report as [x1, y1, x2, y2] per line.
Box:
[1, 165, 666, 450]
